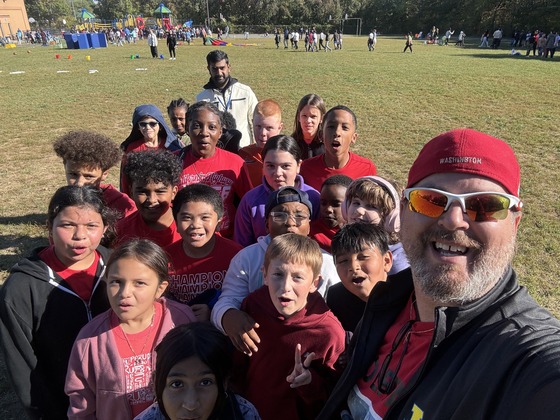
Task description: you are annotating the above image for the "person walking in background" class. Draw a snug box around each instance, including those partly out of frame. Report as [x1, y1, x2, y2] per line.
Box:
[455, 31, 466, 47]
[147, 29, 159, 58]
[274, 28, 281, 49]
[368, 29, 377, 51]
[492, 27, 503, 48]
[166, 30, 177, 60]
[479, 30, 489, 47]
[403, 32, 413, 53]
[444, 28, 454, 45]
[544, 30, 557, 58]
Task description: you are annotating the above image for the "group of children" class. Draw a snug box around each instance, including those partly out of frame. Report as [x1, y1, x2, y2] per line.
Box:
[0, 92, 411, 420]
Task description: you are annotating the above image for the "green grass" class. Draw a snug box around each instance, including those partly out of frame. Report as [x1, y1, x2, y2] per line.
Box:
[0, 35, 559, 416]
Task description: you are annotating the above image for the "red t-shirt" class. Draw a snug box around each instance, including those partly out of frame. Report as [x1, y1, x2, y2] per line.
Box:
[115, 210, 181, 248]
[353, 295, 434, 418]
[112, 301, 163, 418]
[300, 152, 377, 191]
[178, 147, 244, 238]
[237, 144, 264, 197]
[165, 236, 242, 304]
[310, 219, 339, 254]
[39, 245, 100, 302]
[101, 183, 136, 220]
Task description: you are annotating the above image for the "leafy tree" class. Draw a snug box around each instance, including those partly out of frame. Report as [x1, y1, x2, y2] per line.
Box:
[26, 0, 71, 24]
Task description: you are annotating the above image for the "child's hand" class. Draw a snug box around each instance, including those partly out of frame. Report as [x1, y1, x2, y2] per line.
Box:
[222, 309, 261, 356]
[190, 304, 211, 322]
[286, 343, 316, 388]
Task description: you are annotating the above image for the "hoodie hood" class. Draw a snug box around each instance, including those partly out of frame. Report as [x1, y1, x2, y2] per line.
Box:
[121, 104, 179, 151]
[9, 247, 52, 282]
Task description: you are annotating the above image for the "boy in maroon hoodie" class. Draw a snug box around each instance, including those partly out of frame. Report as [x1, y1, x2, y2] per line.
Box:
[236, 233, 345, 419]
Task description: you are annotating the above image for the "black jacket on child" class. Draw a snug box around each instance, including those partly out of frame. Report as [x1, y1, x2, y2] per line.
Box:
[0, 246, 111, 420]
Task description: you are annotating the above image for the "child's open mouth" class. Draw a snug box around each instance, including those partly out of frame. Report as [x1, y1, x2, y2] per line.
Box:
[352, 277, 366, 285]
[279, 297, 292, 307]
[72, 246, 88, 255]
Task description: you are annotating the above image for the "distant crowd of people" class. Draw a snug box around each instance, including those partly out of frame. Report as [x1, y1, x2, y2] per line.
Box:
[273, 27, 343, 51]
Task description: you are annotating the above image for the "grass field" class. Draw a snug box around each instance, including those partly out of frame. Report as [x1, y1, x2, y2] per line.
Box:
[0, 34, 559, 417]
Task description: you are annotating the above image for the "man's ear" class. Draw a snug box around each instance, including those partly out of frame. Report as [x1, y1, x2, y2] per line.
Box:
[512, 211, 522, 233]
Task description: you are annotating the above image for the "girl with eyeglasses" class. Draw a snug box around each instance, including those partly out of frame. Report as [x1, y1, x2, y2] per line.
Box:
[120, 104, 184, 197]
[233, 135, 321, 247]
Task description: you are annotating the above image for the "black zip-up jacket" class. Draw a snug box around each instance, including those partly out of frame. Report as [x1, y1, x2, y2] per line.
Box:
[318, 267, 560, 419]
[0, 246, 111, 420]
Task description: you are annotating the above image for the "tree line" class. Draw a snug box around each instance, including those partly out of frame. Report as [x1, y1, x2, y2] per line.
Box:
[26, 0, 559, 35]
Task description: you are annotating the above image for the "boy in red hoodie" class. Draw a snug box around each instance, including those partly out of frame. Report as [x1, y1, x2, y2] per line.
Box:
[236, 233, 345, 419]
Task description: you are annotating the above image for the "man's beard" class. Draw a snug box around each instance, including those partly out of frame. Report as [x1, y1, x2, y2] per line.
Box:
[403, 226, 516, 306]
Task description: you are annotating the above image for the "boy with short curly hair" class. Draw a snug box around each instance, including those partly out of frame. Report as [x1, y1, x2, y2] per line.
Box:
[53, 130, 136, 219]
[115, 149, 182, 248]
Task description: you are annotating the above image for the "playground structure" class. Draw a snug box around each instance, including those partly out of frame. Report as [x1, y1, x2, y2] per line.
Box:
[75, 3, 175, 33]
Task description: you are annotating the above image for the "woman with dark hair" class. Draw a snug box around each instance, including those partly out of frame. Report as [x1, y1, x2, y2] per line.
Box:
[233, 135, 320, 247]
[135, 322, 260, 420]
[0, 185, 116, 419]
[120, 104, 184, 196]
[177, 101, 245, 238]
[291, 94, 327, 159]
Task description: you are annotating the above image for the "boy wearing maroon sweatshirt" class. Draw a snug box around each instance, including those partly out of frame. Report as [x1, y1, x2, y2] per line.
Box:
[236, 234, 345, 420]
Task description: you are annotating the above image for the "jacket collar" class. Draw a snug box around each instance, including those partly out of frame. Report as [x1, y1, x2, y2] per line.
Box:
[203, 76, 238, 93]
[433, 266, 519, 342]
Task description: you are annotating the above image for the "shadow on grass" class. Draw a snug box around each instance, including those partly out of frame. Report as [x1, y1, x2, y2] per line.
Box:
[0, 213, 48, 274]
[0, 234, 48, 273]
[0, 213, 47, 225]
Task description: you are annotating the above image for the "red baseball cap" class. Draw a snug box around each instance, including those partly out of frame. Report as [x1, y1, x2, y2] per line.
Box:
[407, 128, 520, 196]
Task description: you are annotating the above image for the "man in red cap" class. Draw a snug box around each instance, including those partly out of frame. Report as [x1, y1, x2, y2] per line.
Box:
[319, 128, 560, 419]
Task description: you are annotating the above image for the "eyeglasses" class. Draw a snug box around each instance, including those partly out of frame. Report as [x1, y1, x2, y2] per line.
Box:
[139, 121, 159, 129]
[269, 211, 309, 225]
[403, 188, 521, 222]
[375, 319, 415, 394]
